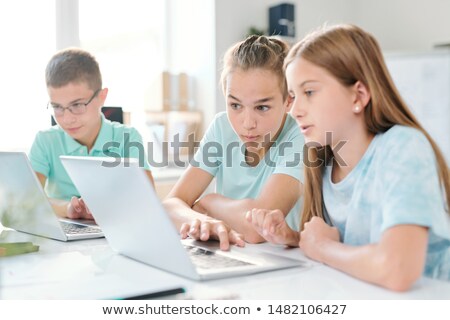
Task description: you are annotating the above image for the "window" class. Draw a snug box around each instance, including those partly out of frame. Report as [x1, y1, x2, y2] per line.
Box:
[79, 0, 166, 113]
[0, 0, 56, 151]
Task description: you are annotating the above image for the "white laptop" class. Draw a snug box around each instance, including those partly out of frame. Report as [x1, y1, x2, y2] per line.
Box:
[60, 155, 307, 280]
[0, 152, 104, 241]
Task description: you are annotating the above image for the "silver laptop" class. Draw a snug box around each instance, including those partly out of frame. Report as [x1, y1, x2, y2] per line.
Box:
[0, 152, 104, 241]
[60, 155, 307, 280]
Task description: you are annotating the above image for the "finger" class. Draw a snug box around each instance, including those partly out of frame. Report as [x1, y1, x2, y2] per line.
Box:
[254, 208, 266, 227]
[79, 198, 92, 214]
[245, 210, 252, 222]
[180, 223, 191, 239]
[200, 221, 211, 241]
[267, 210, 284, 234]
[188, 219, 201, 239]
[71, 196, 81, 212]
[215, 224, 230, 251]
[229, 230, 245, 247]
[84, 212, 95, 220]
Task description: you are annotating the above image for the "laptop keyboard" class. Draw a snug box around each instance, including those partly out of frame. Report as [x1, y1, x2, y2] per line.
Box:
[60, 221, 102, 234]
[184, 245, 254, 269]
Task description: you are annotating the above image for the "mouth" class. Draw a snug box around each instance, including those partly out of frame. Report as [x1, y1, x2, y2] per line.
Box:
[242, 135, 260, 142]
[299, 124, 313, 134]
[65, 126, 82, 134]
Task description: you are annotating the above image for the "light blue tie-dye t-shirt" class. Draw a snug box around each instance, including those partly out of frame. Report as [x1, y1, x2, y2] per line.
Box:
[323, 125, 450, 281]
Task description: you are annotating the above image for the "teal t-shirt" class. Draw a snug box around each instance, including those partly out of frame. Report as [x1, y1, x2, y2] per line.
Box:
[323, 125, 450, 281]
[192, 112, 304, 230]
[29, 114, 150, 201]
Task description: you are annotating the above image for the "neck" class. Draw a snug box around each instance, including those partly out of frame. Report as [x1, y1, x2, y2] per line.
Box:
[331, 128, 374, 183]
[77, 118, 102, 152]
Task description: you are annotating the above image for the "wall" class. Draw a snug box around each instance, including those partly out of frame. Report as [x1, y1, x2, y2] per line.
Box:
[167, 0, 216, 133]
[354, 0, 450, 52]
[210, 0, 450, 121]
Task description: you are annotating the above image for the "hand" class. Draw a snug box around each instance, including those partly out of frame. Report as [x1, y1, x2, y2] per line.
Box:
[299, 216, 340, 262]
[67, 197, 94, 220]
[180, 218, 245, 251]
[246, 209, 299, 247]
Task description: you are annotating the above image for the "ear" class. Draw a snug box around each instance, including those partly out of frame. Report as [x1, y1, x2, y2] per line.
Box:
[352, 81, 371, 114]
[98, 87, 109, 106]
[285, 94, 294, 112]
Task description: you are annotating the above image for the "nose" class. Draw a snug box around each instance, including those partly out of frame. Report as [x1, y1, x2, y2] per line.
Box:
[290, 98, 306, 119]
[242, 109, 256, 130]
[60, 109, 77, 125]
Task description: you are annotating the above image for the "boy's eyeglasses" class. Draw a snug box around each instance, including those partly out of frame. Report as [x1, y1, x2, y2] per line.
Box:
[47, 89, 101, 117]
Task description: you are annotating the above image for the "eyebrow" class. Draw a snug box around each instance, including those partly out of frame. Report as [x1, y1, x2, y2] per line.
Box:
[227, 94, 275, 104]
[299, 80, 320, 87]
[50, 97, 85, 106]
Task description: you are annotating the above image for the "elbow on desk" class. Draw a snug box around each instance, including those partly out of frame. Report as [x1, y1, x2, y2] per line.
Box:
[375, 253, 423, 292]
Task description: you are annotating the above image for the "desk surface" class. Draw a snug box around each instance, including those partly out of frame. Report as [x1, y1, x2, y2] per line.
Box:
[1, 227, 450, 300]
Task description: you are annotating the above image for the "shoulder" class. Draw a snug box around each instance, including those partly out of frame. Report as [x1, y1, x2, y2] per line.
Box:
[277, 114, 303, 144]
[104, 119, 142, 138]
[33, 125, 65, 142]
[378, 125, 433, 154]
[204, 111, 235, 140]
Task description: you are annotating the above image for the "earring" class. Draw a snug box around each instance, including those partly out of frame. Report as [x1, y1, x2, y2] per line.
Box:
[354, 104, 361, 113]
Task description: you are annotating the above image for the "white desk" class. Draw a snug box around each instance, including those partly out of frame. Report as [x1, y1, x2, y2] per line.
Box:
[1, 227, 450, 300]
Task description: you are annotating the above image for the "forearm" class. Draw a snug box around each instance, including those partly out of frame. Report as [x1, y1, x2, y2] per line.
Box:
[201, 195, 266, 243]
[163, 197, 211, 231]
[314, 240, 417, 291]
[49, 198, 69, 218]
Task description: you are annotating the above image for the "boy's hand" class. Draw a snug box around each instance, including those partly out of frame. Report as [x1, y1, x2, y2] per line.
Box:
[246, 208, 299, 247]
[67, 197, 94, 220]
[180, 218, 245, 251]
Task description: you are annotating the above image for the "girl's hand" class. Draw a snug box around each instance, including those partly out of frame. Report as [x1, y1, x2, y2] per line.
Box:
[246, 209, 299, 247]
[179, 218, 245, 251]
[299, 216, 340, 262]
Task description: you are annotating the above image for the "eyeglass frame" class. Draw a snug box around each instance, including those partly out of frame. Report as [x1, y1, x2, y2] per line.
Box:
[46, 89, 101, 117]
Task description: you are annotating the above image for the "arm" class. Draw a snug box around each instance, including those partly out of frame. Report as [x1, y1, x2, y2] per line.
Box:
[163, 166, 244, 250]
[195, 173, 301, 243]
[299, 217, 428, 291]
[36, 172, 94, 220]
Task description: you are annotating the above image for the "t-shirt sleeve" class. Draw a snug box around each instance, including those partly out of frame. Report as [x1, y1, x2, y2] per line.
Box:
[380, 128, 448, 235]
[29, 131, 50, 177]
[273, 128, 304, 183]
[124, 127, 151, 171]
[191, 115, 222, 176]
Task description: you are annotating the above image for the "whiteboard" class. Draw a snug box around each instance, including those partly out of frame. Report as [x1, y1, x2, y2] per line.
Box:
[385, 51, 450, 163]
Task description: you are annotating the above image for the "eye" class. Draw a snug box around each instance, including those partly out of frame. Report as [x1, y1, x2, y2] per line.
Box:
[70, 102, 85, 110]
[256, 105, 270, 112]
[51, 105, 63, 111]
[229, 103, 241, 110]
[305, 90, 314, 97]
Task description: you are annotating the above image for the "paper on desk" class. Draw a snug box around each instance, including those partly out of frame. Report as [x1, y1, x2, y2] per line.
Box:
[0, 251, 103, 287]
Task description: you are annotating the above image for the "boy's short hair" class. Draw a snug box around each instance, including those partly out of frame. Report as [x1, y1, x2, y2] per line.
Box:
[45, 48, 102, 90]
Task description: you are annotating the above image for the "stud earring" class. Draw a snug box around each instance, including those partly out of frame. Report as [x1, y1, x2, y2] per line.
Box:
[354, 104, 361, 113]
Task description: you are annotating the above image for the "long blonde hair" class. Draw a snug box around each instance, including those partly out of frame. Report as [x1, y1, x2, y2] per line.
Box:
[284, 24, 450, 230]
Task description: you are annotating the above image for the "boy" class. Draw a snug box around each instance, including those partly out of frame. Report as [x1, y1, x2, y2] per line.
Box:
[29, 48, 153, 220]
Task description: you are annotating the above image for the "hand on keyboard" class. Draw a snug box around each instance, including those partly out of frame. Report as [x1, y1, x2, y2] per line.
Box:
[67, 196, 95, 220]
[180, 218, 245, 251]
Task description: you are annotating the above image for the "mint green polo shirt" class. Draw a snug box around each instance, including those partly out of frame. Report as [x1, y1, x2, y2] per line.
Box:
[192, 112, 304, 230]
[29, 115, 150, 201]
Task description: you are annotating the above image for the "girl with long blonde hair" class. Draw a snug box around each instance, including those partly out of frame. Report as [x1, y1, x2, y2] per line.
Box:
[247, 24, 450, 290]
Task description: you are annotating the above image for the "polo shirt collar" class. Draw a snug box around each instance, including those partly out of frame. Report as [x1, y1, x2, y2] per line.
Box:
[63, 114, 113, 154]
